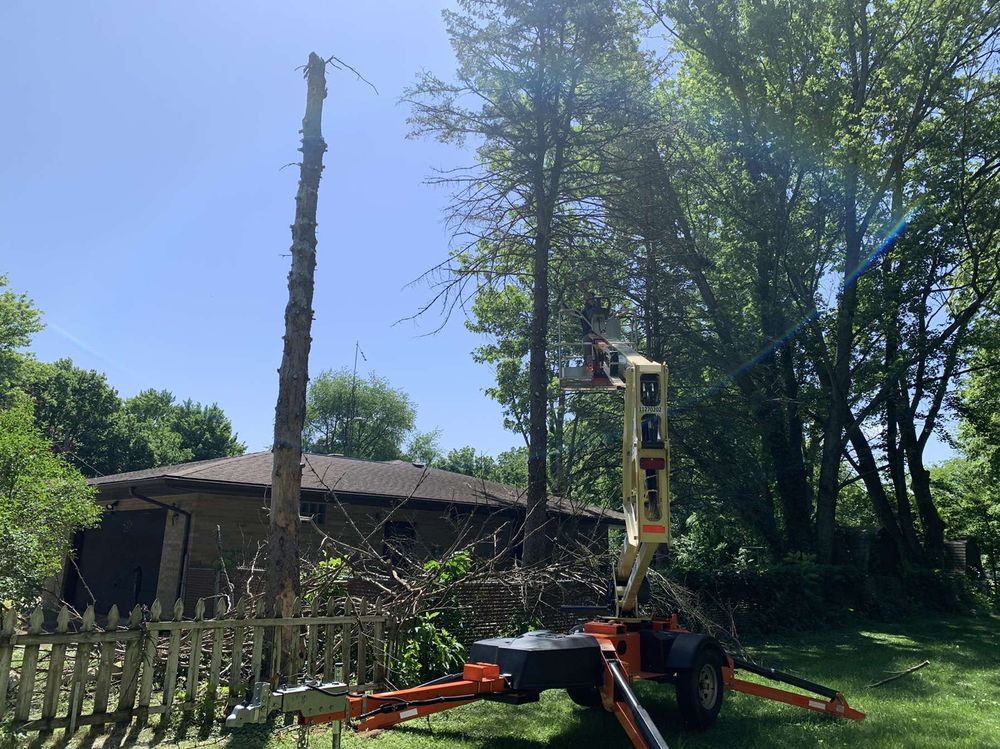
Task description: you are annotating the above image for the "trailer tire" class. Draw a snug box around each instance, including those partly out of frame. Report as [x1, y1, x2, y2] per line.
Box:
[566, 686, 602, 709]
[675, 646, 724, 729]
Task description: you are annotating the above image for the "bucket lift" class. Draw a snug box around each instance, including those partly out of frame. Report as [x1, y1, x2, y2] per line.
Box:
[228, 303, 865, 749]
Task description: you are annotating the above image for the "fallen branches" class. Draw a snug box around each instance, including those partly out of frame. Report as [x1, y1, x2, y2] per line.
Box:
[868, 660, 930, 687]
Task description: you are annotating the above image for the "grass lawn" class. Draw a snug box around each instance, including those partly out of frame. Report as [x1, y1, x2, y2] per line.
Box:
[31, 613, 1000, 749]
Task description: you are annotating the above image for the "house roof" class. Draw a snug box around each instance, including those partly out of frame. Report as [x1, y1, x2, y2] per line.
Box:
[90, 451, 624, 523]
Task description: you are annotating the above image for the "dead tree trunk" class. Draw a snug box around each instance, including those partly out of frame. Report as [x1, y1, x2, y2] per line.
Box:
[265, 52, 327, 676]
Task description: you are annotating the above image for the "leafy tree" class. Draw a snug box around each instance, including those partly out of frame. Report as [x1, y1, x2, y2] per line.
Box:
[932, 457, 999, 601]
[19, 361, 245, 475]
[407, 0, 645, 564]
[404, 429, 444, 465]
[304, 369, 416, 460]
[0, 276, 42, 395]
[125, 390, 245, 462]
[435, 446, 498, 480]
[0, 397, 101, 601]
[19, 358, 127, 475]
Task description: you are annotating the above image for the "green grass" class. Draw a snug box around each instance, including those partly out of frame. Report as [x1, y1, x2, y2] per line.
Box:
[31, 613, 1000, 749]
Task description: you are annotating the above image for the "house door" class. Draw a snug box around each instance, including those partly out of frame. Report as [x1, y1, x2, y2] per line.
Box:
[65, 508, 167, 615]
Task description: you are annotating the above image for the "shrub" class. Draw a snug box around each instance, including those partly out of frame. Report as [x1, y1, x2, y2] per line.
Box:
[394, 611, 466, 687]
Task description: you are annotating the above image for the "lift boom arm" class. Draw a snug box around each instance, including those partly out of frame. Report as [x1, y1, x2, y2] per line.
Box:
[560, 310, 670, 616]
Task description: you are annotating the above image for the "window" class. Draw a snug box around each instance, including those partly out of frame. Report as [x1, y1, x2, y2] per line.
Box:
[383, 521, 416, 566]
[300, 500, 326, 525]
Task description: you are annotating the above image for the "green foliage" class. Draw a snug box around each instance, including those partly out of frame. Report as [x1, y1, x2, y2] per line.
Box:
[423, 549, 473, 587]
[394, 611, 466, 688]
[304, 368, 416, 460]
[17, 360, 245, 476]
[124, 389, 245, 463]
[933, 457, 1000, 603]
[0, 397, 101, 600]
[403, 429, 444, 465]
[304, 552, 350, 606]
[0, 276, 42, 395]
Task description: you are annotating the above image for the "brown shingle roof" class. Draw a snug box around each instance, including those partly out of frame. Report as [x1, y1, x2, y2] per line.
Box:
[91, 451, 623, 522]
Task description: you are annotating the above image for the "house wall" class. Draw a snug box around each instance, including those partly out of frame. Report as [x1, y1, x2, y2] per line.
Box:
[72, 490, 612, 615]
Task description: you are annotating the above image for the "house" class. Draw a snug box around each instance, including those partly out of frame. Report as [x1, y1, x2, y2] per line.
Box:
[60, 451, 623, 615]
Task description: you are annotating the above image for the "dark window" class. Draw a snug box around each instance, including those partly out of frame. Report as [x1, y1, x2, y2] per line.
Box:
[383, 521, 416, 566]
[300, 500, 327, 525]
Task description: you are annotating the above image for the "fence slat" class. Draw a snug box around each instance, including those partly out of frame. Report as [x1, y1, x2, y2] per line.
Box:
[185, 599, 205, 703]
[250, 599, 264, 684]
[373, 600, 385, 686]
[92, 605, 120, 728]
[14, 606, 45, 722]
[40, 607, 72, 728]
[306, 599, 318, 678]
[0, 607, 17, 722]
[162, 599, 184, 714]
[323, 597, 335, 681]
[340, 620, 351, 684]
[207, 598, 225, 698]
[137, 599, 161, 722]
[356, 599, 368, 687]
[227, 597, 247, 704]
[67, 605, 96, 735]
[116, 605, 144, 722]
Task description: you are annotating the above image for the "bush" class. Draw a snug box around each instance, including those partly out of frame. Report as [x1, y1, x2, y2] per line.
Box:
[661, 559, 982, 636]
[394, 611, 466, 687]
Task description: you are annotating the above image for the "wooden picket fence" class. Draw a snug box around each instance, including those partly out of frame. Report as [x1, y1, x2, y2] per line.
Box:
[0, 596, 387, 734]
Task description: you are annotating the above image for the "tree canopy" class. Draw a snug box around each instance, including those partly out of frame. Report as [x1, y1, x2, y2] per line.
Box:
[304, 368, 417, 460]
[410, 0, 1000, 578]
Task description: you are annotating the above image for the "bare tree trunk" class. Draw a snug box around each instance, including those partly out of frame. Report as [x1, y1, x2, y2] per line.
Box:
[266, 52, 327, 677]
[523, 228, 550, 566]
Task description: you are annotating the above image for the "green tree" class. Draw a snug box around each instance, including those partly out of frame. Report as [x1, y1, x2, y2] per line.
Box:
[304, 369, 416, 460]
[0, 397, 101, 600]
[19, 361, 245, 476]
[404, 429, 444, 465]
[19, 358, 127, 475]
[124, 390, 245, 462]
[0, 276, 42, 395]
[932, 457, 999, 602]
[435, 446, 499, 480]
[408, 0, 644, 564]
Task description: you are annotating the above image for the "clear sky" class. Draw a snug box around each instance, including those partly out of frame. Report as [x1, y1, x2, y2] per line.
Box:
[0, 0, 522, 457]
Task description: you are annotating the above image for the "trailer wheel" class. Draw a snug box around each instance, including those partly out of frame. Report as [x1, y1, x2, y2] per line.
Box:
[675, 647, 724, 729]
[566, 686, 602, 709]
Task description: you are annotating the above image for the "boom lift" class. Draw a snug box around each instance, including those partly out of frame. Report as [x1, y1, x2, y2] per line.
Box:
[228, 302, 865, 748]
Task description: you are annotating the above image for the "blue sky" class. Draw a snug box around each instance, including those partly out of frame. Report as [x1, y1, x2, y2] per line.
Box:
[0, 1, 953, 465]
[0, 0, 522, 456]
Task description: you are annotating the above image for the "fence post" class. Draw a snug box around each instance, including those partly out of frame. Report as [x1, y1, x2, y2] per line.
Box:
[207, 597, 225, 701]
[356, 599, 368, 688]
[92, 604, 120, 729]
[161, 599, 184, 721]
[323, 597, 336, 681]
[185, 598, 205, 704]
[306, 599, 318, 678]
[137, 599, 161, 724]
[250, 598, 265, 685]
[0, 605, 14, 723]
[228, 597, 248, 704]
[68, 605, 96, 735]
[40, 606, 71, 730]
[116, 604, 144, 725]
[373, 600, 385, 687]
[14, 606, 44, 723]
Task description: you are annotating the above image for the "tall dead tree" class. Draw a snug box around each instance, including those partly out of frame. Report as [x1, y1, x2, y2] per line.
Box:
[266, 52, 327, 661]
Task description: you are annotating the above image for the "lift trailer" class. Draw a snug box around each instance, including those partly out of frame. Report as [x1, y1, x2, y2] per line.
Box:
[228, 305, 865, 749]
